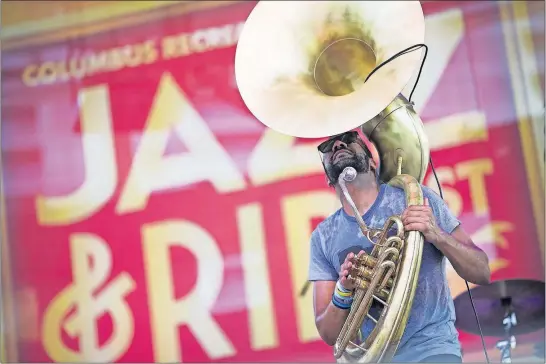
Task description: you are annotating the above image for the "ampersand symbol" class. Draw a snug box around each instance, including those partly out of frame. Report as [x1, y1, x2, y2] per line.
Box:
[41, 234, 136, 362]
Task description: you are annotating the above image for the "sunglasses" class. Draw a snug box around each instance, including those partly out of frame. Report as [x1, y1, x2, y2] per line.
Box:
[317, 131, 371, 157]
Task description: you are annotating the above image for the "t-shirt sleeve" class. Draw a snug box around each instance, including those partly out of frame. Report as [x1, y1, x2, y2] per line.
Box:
[308, 229, 338, 282]
[423, 186, 461, 234]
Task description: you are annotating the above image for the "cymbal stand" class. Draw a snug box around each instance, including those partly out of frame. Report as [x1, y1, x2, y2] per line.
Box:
[495, 297, 517, 363]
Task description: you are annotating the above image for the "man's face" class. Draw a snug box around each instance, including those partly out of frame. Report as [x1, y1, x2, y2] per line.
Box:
[318, 131, 372, 184]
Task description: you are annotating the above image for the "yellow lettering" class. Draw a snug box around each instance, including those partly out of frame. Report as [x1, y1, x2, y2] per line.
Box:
[204, 25, 236, 49]
[67, 58, 86, 79]
[426, 158, 494, 216]
[37, 61, 58, 85]
[121, 41, 158, 68]
[161, 36, 178, 60]
[36, 85, 117, 225]
[54, 60, 70, 82]
[190, 30, 209, 53]
[143, 220, 236, 362]
[162, 34, 191, 60]
[455, 159, 493, 216]
[122, 45, 142, 68]
[86, 51, 109, 75]
[107, 48, 125, 71]
[236, 203, 278, 350]
[117, 72, 245, 214]
[248, 129, 323, 186]
[22, 65, 39, 87]
[19, 24, 246, 87]
[282, 190, 339, 343]
[142, 40, 159, 64]
[42, 233, 135, 362]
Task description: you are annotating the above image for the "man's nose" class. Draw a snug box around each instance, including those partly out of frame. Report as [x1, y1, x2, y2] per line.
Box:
[332, 140, 347, 151]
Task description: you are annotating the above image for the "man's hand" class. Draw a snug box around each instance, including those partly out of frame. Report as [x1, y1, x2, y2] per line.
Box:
[401, 198, 442, 244]
[401, 197, 491, 285]
[339, 251, 364, 290]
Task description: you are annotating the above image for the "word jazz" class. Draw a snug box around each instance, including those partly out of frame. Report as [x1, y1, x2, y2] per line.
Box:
[35, 72, 326, 226]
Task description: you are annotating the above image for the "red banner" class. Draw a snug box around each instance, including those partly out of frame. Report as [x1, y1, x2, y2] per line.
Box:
[1, 1, 543, 362]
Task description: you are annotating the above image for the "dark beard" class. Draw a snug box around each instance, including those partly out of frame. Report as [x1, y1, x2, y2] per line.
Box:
[325, 152, 370, 184]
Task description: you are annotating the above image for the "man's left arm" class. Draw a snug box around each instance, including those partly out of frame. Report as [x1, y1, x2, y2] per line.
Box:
[431, 224, 491, 285]
[401, 189, 491, 286]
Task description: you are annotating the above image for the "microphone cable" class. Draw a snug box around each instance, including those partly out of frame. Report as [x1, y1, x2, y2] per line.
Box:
[369, 43, 491, 364]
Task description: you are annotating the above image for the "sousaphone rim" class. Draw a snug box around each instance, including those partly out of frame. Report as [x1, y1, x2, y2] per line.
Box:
[234, 0, 426, 138]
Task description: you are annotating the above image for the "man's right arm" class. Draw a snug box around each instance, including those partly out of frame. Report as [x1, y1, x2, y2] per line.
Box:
[308, 230, 358, 346]
[313, 280, 351, 346]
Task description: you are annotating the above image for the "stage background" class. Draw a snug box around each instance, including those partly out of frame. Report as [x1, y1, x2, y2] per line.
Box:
[1, 1, 544, 362]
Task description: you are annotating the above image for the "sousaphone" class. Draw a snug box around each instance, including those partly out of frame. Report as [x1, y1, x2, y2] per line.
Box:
[235, 1, 430, 362]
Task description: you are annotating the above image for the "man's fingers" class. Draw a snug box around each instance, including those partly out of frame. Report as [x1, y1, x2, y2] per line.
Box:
[402, 206, 431, 219]
[341, 261, 353, 272]
[340, 250, 368, 289]
[402, 210, 431, 218]
[405, 205, 431, 212]
[404, 222, 426, 232]
[343, 250, 366, 273]
[402, 216, 427, 224]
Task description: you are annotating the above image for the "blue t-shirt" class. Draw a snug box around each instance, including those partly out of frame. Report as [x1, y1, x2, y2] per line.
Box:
[308, 183, 462, 362]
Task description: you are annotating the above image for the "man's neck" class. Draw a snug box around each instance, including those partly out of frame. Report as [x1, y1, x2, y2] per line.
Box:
[336, 174, 380, 217]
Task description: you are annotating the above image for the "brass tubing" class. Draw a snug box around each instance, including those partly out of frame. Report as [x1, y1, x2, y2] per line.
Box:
[349, 266, 394, 289]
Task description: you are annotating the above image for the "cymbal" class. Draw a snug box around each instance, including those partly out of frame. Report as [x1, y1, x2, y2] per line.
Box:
[454, 279, 545, 337]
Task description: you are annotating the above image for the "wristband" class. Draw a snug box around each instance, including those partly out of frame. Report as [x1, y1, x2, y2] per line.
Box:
[332, 293, 352, 310]
[336, 280, 353, 295]
[332, 280, 354, 310]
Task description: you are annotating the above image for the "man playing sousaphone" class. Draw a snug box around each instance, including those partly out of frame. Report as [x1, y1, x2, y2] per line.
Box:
[309, 129, 491, 362]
